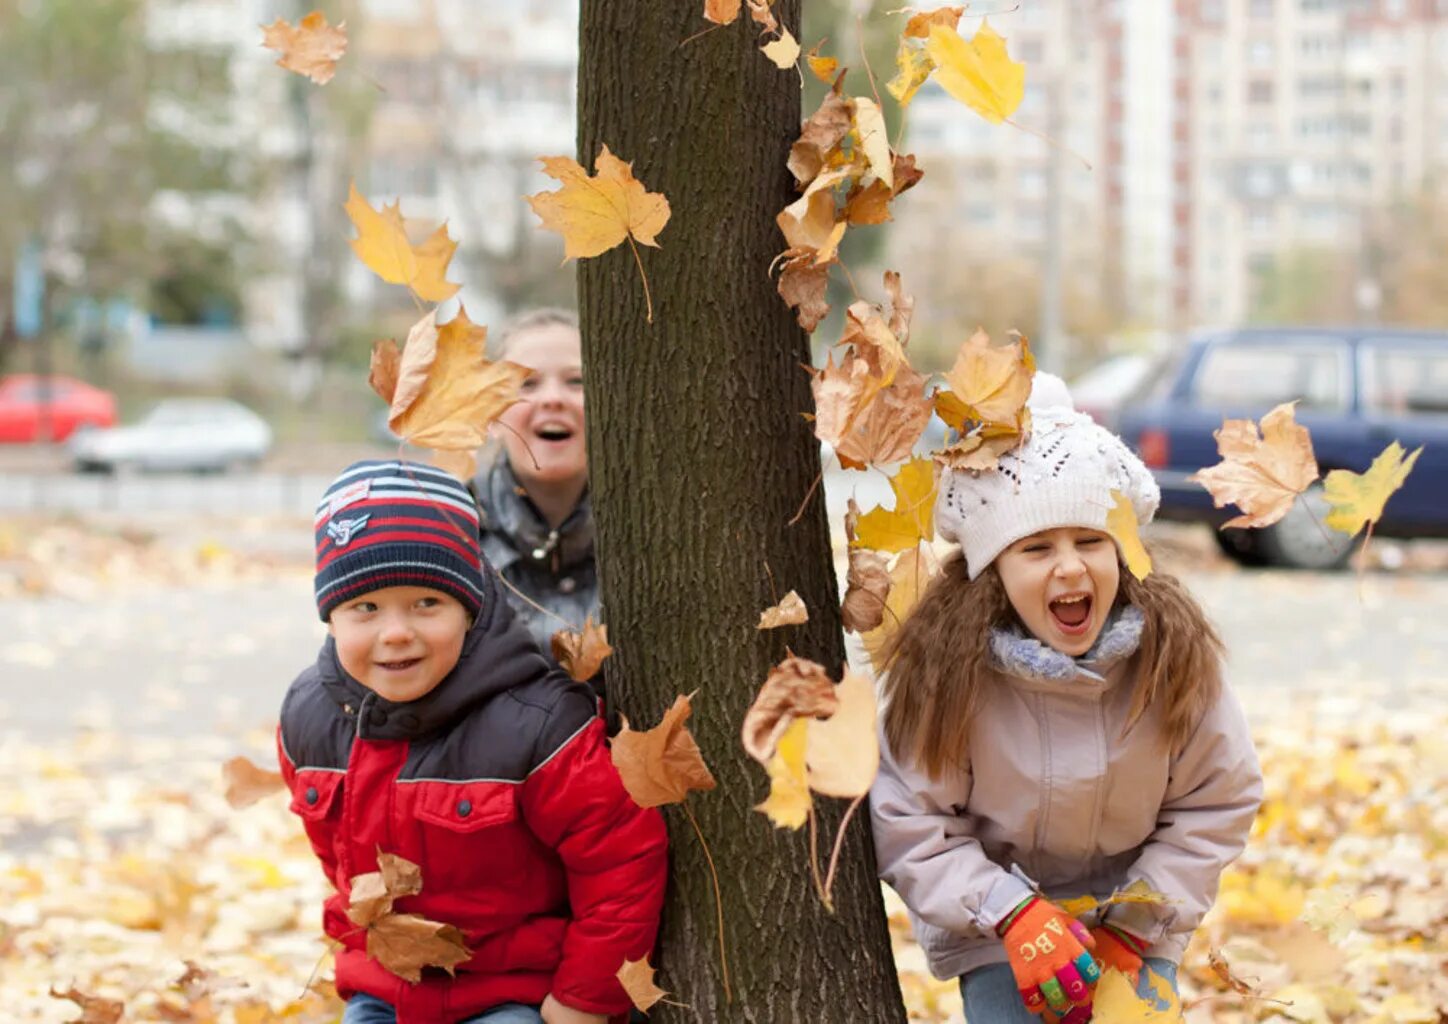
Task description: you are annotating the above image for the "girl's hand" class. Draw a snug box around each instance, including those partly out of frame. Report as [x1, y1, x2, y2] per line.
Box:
[997, 897, 1100, 1016]
[540, 994, 607, 1024]
[1090, 924, 1148, 986]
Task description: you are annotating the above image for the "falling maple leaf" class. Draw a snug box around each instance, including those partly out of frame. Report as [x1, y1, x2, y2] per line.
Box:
[756, 717, 811, 829]
[933, 419, 1024, 474]
[777, 251, 832, 331]
[220, 755, 284, 809]
[369, 308, 529, 471]
[550, 617, 614, 682]
[940, 328, 1035, 428]
[805, 40, 838, 83]
[49, 986, 124, 1024]
[850, 97, 894, 191]
[344, 183, 460, 303]
[788, 90, 853, 186]
[1322, 441, 1423, 540]
[925, 20, 1026, 125]
[758, 590, 808, 629]
[526, 145, 671, 322]
[777, 168, 851, 253]
[703, 0, 742, 24]
[259, 11, 347, 85]
[742, 656, 839, 763]
[841, 500, 892, 632]
[1189, 402, 1320, 530]
[810, 349, 874, 453]
[804, 671, 878, 798]
[860, 543, 939, 671]
[1057, 880, 1170, 918]
[1091, 967, 1183, 1023]
[852, 457, 938, 553]
[1207, 948, 1259, 997]
[761, 27, 800, 69]
[1107, 489, 1153, 581]
[612, 695, 717, 807]
[747, 0, 779, 33]
[366, 914, 471, 984]
[347, 851, 423, 928]
[834, 365, 932, 469]
[617, 956, 669, 1013]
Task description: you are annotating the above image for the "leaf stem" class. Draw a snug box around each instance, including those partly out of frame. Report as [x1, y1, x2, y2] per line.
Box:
[821, 793, 866, 909]
[626, 235, 655, 324]
[856, 15, 882, 109]
[1003, 117, 1093, 171]
[680, 800, 732, 1004]
[787, 469, 824, 527]
[807, 803, 827, 903]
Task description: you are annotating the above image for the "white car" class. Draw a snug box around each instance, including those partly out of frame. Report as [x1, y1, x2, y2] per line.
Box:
[70, 398, 273, 473]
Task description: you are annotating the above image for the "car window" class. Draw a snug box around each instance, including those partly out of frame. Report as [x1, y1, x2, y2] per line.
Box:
[1191, 342, 1347, 410]
[1362, 342, 1448, 418]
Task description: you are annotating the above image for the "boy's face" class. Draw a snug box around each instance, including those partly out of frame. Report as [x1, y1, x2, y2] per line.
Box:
[995, 527, 1121, 657]
[327, 586, 470, 703]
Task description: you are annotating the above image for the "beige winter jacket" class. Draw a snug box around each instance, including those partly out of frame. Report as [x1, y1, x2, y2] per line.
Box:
[869, 609, 1263, 980]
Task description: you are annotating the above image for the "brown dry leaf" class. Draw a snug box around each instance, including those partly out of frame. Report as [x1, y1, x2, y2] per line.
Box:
[841, 296, 906, 382]
[220, 755, 284, 810]
[747, 0, 778, 32]
[550, 617, 614, 681]
[526, 145, 671, 262]
[371, 307, 529, 455]
[903, 5, 966, 37]
[834, 364, 932, 470]
[861, 543, 939, 671]
[810, 349, 874, 452]
[347, 851, 422, 928]
[788, 90, 853, 186]
[703, 0, 742, 24]
[883, 270, 915, 340]
[941, 328, 1035, 427]
[259, 11, 347, 85]
[345, 184, 461, 303]
[777, 250, 831, 331]
[758, 590, 808, 629]
[844, 180, 893, 225]
[934, 422, 1022, 473]
[1208, 948, 1258, 997]
[617, 956, 669, 1013]
[842, 500, 892, 632]
[1189, 402, 1319, 529]
[742, 656, 839, 764]
[806, 40, 839, 83]
[776, 168, 850, 251]
[366, 914, 470, 983]
[49, 986, 124, 1024]
[612, 695, 717, 807]
[805, 671, 878, 798]
[892, 152, 925, 196]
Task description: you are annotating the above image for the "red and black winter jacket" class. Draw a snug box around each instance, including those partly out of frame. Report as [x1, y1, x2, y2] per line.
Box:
[277, 571, 668, 1023]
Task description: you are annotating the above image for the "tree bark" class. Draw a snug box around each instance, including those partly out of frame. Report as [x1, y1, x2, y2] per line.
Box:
[577, 3, 906, 1021]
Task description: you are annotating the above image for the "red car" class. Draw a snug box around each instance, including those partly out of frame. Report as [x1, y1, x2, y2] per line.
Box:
[0, 374, 117, 443]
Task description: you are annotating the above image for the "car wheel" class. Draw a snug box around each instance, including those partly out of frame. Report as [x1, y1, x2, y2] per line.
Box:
[1256, 483, 1356, 571]
[1212, 527, 1269, 567]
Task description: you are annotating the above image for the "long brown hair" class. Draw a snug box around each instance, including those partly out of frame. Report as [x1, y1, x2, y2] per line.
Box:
[880, 548, 1221, 780]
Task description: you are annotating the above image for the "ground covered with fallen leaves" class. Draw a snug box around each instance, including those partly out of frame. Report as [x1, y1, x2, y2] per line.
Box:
[1, 711, 1442, 1022]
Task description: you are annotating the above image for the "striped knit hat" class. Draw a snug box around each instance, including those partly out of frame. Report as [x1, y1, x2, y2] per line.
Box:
[313, 460, 485, 621]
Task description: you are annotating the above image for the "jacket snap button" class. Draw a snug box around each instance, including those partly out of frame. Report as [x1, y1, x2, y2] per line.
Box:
[457, 800, 472, 818]
[305, 786, 319, 805]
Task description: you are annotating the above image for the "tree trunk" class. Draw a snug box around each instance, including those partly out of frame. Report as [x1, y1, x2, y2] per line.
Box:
[577, 3, 906, 1021]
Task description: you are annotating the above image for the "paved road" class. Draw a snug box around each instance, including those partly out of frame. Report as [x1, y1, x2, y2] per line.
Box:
[2, 552, 1444, 743]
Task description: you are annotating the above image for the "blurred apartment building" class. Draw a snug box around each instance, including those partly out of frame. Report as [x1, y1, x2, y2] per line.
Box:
[149, 0, 578, 357]
[892, 0, 1448, 342]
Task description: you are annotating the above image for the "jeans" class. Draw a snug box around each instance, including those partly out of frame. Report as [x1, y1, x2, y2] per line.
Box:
[342, 993, 544, 1024]
[960, 958, 1178, 1023]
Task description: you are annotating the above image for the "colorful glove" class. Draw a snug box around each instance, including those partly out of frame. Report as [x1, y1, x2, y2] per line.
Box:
[1091, 924, 1148, 986]
[997, 897, 1100, 1016]
[1042, 1006, 1093, 1024]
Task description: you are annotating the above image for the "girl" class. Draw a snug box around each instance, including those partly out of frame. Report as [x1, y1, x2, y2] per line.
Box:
[470, 309, 596, 654]
[870, 399, 1263, 1022]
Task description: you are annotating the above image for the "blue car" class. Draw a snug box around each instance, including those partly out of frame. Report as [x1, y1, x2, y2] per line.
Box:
[1118, 327, 1448, 569]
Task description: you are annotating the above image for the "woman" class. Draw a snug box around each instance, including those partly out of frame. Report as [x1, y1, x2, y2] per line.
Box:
[471, 309, 597, 654]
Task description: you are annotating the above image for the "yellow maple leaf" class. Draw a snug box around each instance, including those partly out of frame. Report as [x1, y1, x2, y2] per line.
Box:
[756, 717, 811, 829]
[806, 41, 839, 83]
[1107, 489, 1153, 581]
[527, 145, 670, 321]
[852, 457, 937, 553]
[850, 97, 894, 191]
[1092, 967, 1183, 1023]
[861, 543, 939, 671]
[761, 27, 800, 69]
[941, 328, 1034, 427]
[370, 308, 529, 456]
[1322, 441, 1423, 539]
[887, 39, 935, 107]
[805, 671, 878, 798]
[925, 20, 1026, 125]
[1189, 402, 1320, 530]
[260, 11, 347, 85]
[344, 183, 460, 303]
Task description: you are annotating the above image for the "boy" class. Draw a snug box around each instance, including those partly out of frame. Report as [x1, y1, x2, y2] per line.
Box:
[278, 460, 667, 1024]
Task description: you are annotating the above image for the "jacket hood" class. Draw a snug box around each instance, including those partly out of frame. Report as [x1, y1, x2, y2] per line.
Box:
[988, 604, 1145, 694]
[474, 457, 594, 572]
[316, 566, 556, 740]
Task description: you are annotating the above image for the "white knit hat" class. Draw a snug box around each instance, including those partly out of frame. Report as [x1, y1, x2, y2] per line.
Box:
[935, 383, 1160, 580]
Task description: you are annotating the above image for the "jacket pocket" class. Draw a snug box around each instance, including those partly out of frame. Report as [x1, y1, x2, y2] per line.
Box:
[289, 769, 345, 821]
[411, 782, 527, 891]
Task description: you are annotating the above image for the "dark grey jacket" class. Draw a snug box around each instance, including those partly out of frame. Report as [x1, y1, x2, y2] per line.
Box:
[470, 456, 599, 655]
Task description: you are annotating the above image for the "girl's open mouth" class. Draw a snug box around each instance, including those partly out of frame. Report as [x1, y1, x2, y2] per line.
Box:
[376, 658, 422, 672]
[1048, 594, 1093, 635]
[534, 425, 574, 442]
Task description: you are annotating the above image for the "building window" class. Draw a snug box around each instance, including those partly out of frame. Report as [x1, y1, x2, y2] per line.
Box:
[1249, 80, 1275, 103]
[1250, 0, 1275, 15]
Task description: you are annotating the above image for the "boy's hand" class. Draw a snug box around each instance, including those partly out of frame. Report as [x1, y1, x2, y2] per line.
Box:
[1090, 924, 1147, 986]
[540, 994, 608, 1024]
